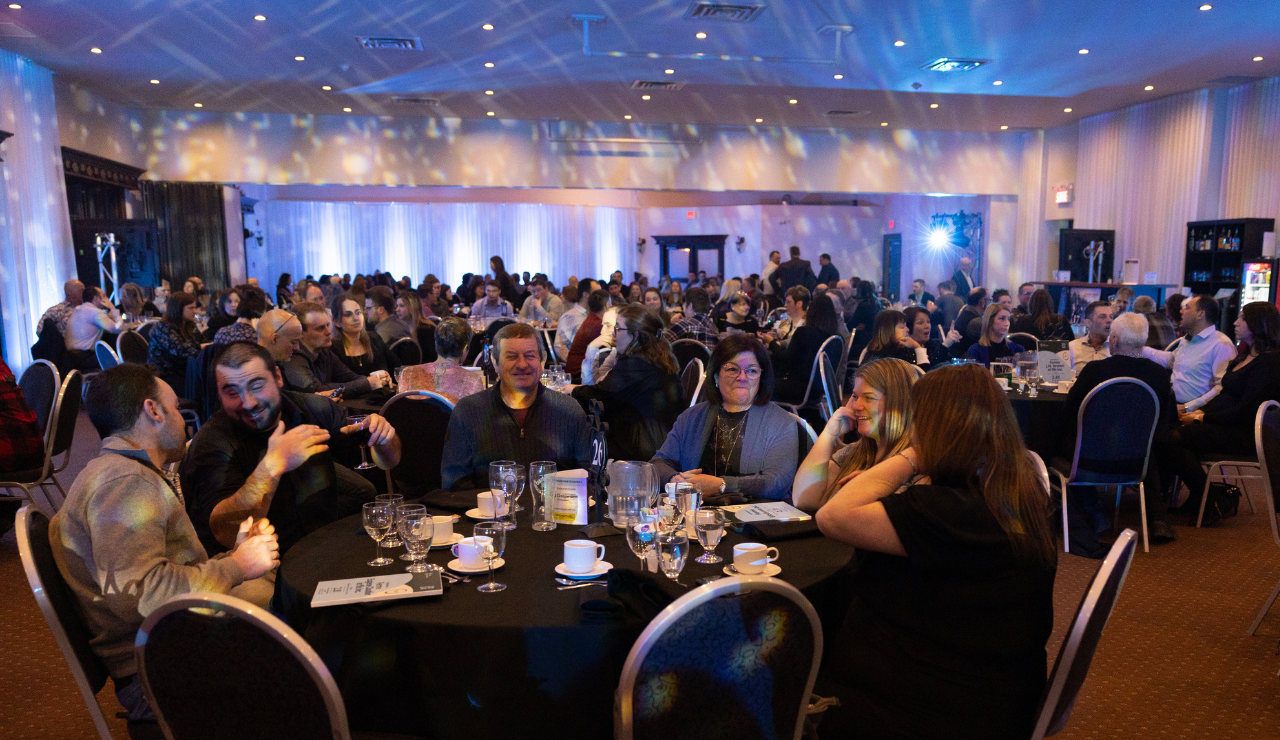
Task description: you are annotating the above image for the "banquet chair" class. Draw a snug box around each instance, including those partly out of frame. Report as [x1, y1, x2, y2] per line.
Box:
[379, 390, 454, 495]
[1030, 529, 1137, 740]
[1009, 332, 1039, 351]
[679, 357, 706, 409]
[765, 307, 788, 326]
[615, 576, 822, 740]
[1193, 449, 1262, 527]
[670, 339, 711, 374]
[1246, 401, 1280, 638]
[16, 506, 115, 740]
[541, 327, 559, 363]
[136, 593, 415, 740]
[18, 359, 60, 433]
[818, 353, 840, 422]
[415, 323, 437, 363]
[2, 370, 81, 514]
[117, 329, 151, 364]
[95, 340, 121, 369]
[138, 320, 159, 340]
[1028, 450, 1052, 500]
[777, 335, 842, 419]
[387, 337, 422, 367]
[1049, 377, 1159, 553]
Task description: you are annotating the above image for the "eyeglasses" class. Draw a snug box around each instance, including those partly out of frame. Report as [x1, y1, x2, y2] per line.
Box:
[342, 310, 364, 318]
[720, 365, 762, 379]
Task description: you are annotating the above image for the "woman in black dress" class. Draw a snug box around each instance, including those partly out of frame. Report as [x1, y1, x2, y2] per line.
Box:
[146, 291, 201, 397]
[1011, 288, 1072, 340]
[330, 292, 398, 384]
[714, 291, 760, 335]
[902, 305, 962, 368]
[767, 293, 842, 404]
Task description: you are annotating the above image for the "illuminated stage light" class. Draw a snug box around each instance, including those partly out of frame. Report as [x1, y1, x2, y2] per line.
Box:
[927, 228, 952, 250]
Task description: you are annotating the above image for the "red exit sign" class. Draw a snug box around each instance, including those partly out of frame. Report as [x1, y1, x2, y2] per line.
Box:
[686, 210, 696, 219]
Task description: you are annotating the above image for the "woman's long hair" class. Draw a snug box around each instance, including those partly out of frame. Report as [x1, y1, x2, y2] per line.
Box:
[719, 278, 742, 305]
[979, 304, 1011, 347]
[1028, 289, 1058, 336]
[398, 290, 427, 329]
[912, 364, 1056, 564]
[163, 291, 197, 343]
[827, 358, 919, 501]
[865, 310, 906, 353]
[331, 292, 373, 362]
[643, 287, 672, 327]
[666, 281, 684, 308]
[1240, 301, 1280, 356]
[805, 294, 842, 336]
[616, 304, 679, 375]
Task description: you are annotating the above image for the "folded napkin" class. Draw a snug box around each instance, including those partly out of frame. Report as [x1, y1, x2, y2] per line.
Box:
[417, 488, 486, 514]
[740, 518, 821, 542]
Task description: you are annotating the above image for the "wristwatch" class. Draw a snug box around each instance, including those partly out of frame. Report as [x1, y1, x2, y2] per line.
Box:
[718, 481, 726, 495]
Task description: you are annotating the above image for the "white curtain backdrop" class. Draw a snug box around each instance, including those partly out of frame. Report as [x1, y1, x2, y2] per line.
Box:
[1219, 77, 1280, 224]
[261, 200, 638, 288]
[0, 50, 76, 370]
[1075, 89, 1212, 285]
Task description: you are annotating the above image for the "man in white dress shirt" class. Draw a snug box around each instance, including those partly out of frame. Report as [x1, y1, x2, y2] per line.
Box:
[1068, 300, 1114, 373]
[64, 285, 123, 371]
[761, 250, 781, 297]
[1141, 295, 1235, 413]
[554, 281, 593, 362]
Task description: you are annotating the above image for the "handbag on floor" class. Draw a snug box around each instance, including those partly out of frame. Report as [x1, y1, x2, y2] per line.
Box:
[1201, 482, 1242, 525]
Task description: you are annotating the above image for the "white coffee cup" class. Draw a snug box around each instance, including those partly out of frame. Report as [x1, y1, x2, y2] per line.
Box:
[432, 515, 454, 542]
[996, 377, 1009, 390]
[452, 536, 490, 569]
[478, 491, 508, 518]
[733, 542, 779, 574]
[564, 539, 606, 574]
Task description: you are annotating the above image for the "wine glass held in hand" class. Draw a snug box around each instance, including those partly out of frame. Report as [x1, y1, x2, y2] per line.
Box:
[347, 414, 377, 470]
[363, 502, 394, 566]
[473, 522, 507, 593]
[693, 508, 726, 564]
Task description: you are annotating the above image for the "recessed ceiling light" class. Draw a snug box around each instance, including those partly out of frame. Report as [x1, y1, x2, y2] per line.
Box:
[993, 80, 1003, 85]
[1254, 56, 1265, 62]
[641, 95, 650, 100]
[624, 115, 632, 119]
[487, 111, 495, 116]
[833, 74, 843, 79]
[1000, 125, 1009, 130]
[321, 85, 332, 91]
[485, 62, 495, 68]
[1078, 49, 1088, 54]
[1064, 107, 1073, 112]
[294, 56, 305, 61]
[696, 32, 706, 39]
[755, 118, 763, 123]
[1199, 3, 1212, 9]
[193, 103, 202, 107]
[880, 122, 888, 126]
[894, 40, 905, 47]
[150, 79, 159, 84]
[664, 69, 675, 74]
[929, 103, 939, 108]
[789, 99, 798, 104]
[343, 107, 352, 112]
[1144, 85, 1154, 90]
[485, 90, 494, 95]
[8, 3, 21, 8]
[254, 14, 266, 21]
[482, 23, 494, 30]
[90, 47, 102, 54]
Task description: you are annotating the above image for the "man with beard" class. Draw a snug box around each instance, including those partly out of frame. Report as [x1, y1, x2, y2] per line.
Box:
[181, 342, 400, 556]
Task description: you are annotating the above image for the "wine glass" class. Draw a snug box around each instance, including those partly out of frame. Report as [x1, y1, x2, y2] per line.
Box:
[473, 521, 507, 593]
[655, 502, 683, 536]
[626, 521, 657, 571]
[362, 502, 394, 566]
[530, 461, 558, 531]
[693, 508, 726, 564]
[512, 464, 527, 513]
[348, 415, 377, 470]
[398, 505, 433, 573]
[489, 461, 517, 530]
[377, 493, 404, 549]
[658, 532, 689, 582]
[673, 482, 701, 535]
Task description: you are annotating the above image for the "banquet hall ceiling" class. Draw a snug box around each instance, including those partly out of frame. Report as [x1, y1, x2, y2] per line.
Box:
[2, 0, 1277, 132]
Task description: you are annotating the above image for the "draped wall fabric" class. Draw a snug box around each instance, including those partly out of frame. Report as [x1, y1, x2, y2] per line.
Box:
[0, 50, 76, 370]
[1219, 77, 1280, 224]
[260, 200, 638, 287]
[1075, 90, 1213, 286]
[140, 181, 231, 291]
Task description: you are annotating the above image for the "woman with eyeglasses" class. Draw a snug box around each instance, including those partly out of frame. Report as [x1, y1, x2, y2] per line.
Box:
[714, 291, 761, 335]
[571, 305, 685, 461]
[330, 292, 398, 386]
[649, 334, 800, 501]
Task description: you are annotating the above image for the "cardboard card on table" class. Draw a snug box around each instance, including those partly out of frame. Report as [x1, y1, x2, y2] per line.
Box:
[311, 571, 442, 607]
[551, 469, 590, 525]
[720, 501, 813, 523]
[1038, 351, 1072, 383]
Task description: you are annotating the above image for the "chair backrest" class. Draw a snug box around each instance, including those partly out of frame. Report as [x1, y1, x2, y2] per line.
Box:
[680, 358, 706, 409]
[1009, 332, 1039, 351]
[378, 390, 454, 493]
[94, 340, 120, 369]
[136, 593, 350, 740]
[670, 339, 711, 373]
[1065, 377, 1160, 486]
[117, 329, 150, 364]
[818, 352, 840, 421]
[388, 336, 422, 367]
[541, 327, 559, 363]
[18, 359, 60, 434]
[15, 506, 114, 740]
[1031, 529, 1137, 739]
[1028, 450, 1051, 500]
[138, 320, 159, 340]
[1255, 400, 1280, 548]
[788, 411, 818, 445]
[415, 323, 438, 363]
[797, 334, 842, 408]
[616, 576, 822, 740]
[50, 370, 83, 460]
[765, 307, 788, 325]
[1164, 337, 1182, 352]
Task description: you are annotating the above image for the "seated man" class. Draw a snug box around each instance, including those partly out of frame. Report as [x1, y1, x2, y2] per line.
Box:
[368, 285, 411, 345]
[257, 308, 303, 365]
[1142, 294, 1236, 413]
[442, 322, 593, 490]
[37, 279, 84, 336]
[1068, 300, 1113, 373]
[665, 286, 719, 348]
[1058, 313, 1179, 553]
[181, 342, 400, 556]
[50, 364, 279, 722]
[554, 283, 589, 361]
[64, 286, 123, 372]
[951, 287, 988, 356]
[399, 316, 485, 403]
[283, 301, 388, 397]
[471, 279, 514, 319]
[517, 277, 566, 324]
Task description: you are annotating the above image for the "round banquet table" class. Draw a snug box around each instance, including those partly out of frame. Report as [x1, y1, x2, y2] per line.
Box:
[1005, 387, 1069, 461]
[277, 498, 855, 739]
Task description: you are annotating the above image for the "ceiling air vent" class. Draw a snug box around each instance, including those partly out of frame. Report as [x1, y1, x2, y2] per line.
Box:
[631, 80, 686, 90]
[922, 58, 990, 72]
[683, 2, 767, 23]
[391, 97, 440, 106]
[826, 110, 869, 118]
[357, 36, 423, 51]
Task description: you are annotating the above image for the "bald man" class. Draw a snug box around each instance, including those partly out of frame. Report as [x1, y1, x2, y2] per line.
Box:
[257, 309, 303, 364]
[37, 280, 85, 335]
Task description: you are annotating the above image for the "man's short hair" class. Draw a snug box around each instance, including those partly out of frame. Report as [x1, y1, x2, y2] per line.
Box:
[1193, 294, 1221, 325]
[992, 288, 1010, 302]
[531, 277, 549, 290]
[1110, 312, 1149, 352]
[1132, 295, 1157, 313]
[214, 341, 277, 375]
[966, 287, 988, 307]
[1115, 286, 1135, 300]
[685, 287, 712, 314]
[85, 363, 161, 439]
[1019, 282, 1035, 291]
[769, 250, 780, 258]
[368, 285, 395, 314]
[435, 317, 472, 359]
[291, 301, 327, 325]
[939, 280, 957, 293]
[588, 289, 610, 313]
[789, 246, 801, 257]
[485, 279, 500, 290]
[820, 253, 831, 261]
[492, 321, 544, 363]
[912, 278, 925, 287]
[1083, 300, 1111, 320]
[560, 285, 579, 304]
[786, 285, 811, 310]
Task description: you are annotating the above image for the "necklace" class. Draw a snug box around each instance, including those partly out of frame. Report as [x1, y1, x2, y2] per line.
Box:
[713, 409, 749, 478]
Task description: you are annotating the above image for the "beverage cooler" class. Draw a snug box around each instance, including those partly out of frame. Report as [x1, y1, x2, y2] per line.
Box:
[1242, 260, 1278, 306]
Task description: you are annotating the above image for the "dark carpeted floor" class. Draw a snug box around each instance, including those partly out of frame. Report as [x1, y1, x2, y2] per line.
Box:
[2, 412, 1279, 738]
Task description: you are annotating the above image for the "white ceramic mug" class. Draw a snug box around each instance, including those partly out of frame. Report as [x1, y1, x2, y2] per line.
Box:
[452, 536, 490, 569]
[996, 377, 1009, 390]
[733, 543, 779, 574]
[564, 539, 606, 574]
[478, 491, 508, 518]
[432, 515, 454, 542]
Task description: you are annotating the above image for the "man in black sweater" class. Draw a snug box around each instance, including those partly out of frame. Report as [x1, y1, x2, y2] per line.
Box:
[951, 287, 989, 357]
[770, 245, 818, 294]
[816, 253, 840, 286]
[441, 322, 594, 490]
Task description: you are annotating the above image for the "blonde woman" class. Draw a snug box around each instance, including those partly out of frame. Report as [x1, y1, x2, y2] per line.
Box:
[792, 358, 920, 511]
[966, 303, 1025, 365]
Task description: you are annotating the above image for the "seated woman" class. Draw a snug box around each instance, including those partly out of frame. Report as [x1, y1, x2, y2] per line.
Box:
[709, 278, 742, 324]
[118, 282, 159, 321]
[146, 291, 201, 397]
[665, 281, 684, 312]
[767, 293, 842, 404]
[395, 290, 438, 362]
[792, 358, 919, 511]
[212, 286, 266, 344]
[966, 303, 1024, 364]
[714, 291, 761, 335]
[902, 306, 961, 368]
[572, 305, 685, 461]
[858, 310, 919, 366]
[276, 273, 294, 308]
[847, 280, 880, 359]
[183, 276, 207, 308]
[331, 292, 398, 384]
[399, 317, 484, 403]
[815, 363, 1056, 739]
[1160, 301, 1280, 513]
[203, 288, 240, 340]
[643, 287, 672, 328]
[650, 334, 799, 501]
[1011, 288, 1072, 340]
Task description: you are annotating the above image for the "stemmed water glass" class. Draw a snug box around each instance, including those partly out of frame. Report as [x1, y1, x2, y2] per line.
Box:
[512, 464, 527, 512]
[348, 415, 377, 470]
[626, 520, 657, 571]
[693, 508, 726, 564]
[530, 461, 558, 531]
[489, 461, 517, 530]
[658, 532, 690, 582]
[398, 505, 433, 573]
[473, 521, 507, 593]
[376, 493, 404, 549]
[362, 502, 394, 566]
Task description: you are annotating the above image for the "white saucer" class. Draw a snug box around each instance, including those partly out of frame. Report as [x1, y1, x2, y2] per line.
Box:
[724, 563, 781, 577]
[448, 557, 504, 575]
[555, 561, 614, 580]
[430, 532, 464, 548]
[466, 508, 506, 520]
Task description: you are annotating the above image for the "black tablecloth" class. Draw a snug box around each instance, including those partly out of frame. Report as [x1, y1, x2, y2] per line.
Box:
[278, 499, 855, 739]
[1006, 388, 1068, 461]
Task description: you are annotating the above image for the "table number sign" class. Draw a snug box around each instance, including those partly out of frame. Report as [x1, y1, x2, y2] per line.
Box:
[311, 571, 442, 607]
[551, 469, 590, 525]
[1038, 351, 1072, 383]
